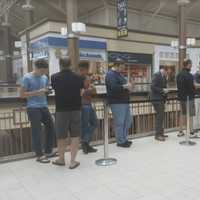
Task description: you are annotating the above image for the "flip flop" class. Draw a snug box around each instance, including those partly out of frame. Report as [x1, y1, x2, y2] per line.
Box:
[69, 162, 80, 169]
[52, 159, 65, 166]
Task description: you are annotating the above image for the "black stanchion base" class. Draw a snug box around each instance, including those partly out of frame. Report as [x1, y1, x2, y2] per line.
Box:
[179, 140, 196, 146]
[95, 158, 117, 166]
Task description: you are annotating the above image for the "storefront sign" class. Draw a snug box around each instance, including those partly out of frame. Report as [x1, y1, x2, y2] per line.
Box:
[32, 48, 49, 60]
[108, 51, 152, 65]
[31, 36, 107, 50]
[117, 0, 128, 38]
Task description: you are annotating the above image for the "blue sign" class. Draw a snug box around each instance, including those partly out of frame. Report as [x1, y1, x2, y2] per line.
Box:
[31, 37, 107, 50]
[117, 0, 128, 38]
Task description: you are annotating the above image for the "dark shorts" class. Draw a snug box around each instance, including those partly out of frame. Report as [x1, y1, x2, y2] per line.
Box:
[55, 111, 81, 139]
[180, 100, 195, 116]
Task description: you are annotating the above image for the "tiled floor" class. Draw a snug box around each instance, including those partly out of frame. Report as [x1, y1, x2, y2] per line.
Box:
[1, 132, 200, 200]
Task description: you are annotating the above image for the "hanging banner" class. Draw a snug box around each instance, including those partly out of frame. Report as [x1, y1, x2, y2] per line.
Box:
[117, 0, 128, 38]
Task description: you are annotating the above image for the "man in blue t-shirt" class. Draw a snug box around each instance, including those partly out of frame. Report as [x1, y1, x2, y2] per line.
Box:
[20, 59, 55, 163]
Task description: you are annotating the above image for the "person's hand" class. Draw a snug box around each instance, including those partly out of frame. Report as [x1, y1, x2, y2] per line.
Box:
[163, 88, 169, 94]
[37, 88, 48, 96]
[123, 83, 133, 91]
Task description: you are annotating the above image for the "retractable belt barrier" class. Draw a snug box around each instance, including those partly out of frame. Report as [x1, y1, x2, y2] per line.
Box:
[95, 95, 200, 166]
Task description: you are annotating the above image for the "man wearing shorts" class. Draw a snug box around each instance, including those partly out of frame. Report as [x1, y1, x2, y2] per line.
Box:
[51, 58, 84, 169]
[177, 59, 196, 136]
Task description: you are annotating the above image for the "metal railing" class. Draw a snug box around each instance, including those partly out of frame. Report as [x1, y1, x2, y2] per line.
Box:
[0, 99, 180, 162]
[0, 84, 20, 98]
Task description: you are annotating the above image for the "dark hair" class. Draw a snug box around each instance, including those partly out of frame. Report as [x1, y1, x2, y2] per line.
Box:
[159, 65, 165, 70]
[183, 59, 192, 67]
[79, 61, 89, 69]
[34, 59, 48, 69]
[59, 58, 71, 69]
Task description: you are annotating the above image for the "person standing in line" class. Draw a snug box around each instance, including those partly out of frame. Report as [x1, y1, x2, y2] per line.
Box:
[105, 59, 133, 148]
[51, 58, 84, 169]
[150, 66, 168, 142]
[177, 59, 196, 137]
[20, 59, 56, 163]
[193, 65, 200, 133]
[79, 61, 98, 154]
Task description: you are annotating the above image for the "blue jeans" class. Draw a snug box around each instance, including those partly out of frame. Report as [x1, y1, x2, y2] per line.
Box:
[81, 104, 98, 143]
[27, 107, 55, 157]
[110, 104, 132, 144]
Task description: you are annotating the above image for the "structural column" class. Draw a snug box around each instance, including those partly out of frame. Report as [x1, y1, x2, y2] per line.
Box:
[2, 12, 13, 82]
[177, 0, 190, 71]
[66, 0, 79, 72]
[22, 0, 34, 72]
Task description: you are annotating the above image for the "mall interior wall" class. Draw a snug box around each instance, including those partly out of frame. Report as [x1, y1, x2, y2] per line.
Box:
[80, 4, 200, 38]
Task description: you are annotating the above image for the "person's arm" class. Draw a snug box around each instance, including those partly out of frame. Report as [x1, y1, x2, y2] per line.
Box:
[20, 87, 47, 98]
[51, 75, 55, 90]
[194, 81, 200, 89]
[151, 74, 164, 94]
[107, 74, 124, 93]
[193, 75, 200, 89]
[20, 76, 47, 99]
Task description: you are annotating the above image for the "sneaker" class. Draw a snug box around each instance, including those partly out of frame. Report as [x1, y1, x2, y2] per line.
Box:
[126, 140, 133, 145]
[155, 135, 165, 142]
[117, 142, 131, 148]
[87, 145, 98, 153]
[162, 134, 168, 138]
[177, 131, 185, 137]
[45, 151, 58, 158]
[82, 142, 88, 154]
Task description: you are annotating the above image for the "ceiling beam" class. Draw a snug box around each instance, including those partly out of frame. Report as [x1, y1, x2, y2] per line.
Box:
[0, 0, 19, 18]
[140, 0, 159, 16]
[186, 0, 200, 16]
[35, 0, 66, 16]
[142, 0, 170, 27]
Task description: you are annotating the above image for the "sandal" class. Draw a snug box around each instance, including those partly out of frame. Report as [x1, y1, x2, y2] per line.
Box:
[52, 159, 65, 166]
[36, 156, 50, 164]
[69, 161, 80, 169]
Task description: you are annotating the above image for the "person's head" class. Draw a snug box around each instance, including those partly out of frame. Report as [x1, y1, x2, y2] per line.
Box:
[79, 61, 90, 76]
[183, 59, 192, 71]
[113, 58, 125, 72]
[59, 58, 71, 70]
[34, 59, 49, 75]
[159, 66, 167, 76]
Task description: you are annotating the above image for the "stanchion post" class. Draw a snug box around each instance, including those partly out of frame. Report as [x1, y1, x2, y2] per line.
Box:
[95, 100, 117, 166]
[104, 101, 109, 159]
[180, 96, 196, 146]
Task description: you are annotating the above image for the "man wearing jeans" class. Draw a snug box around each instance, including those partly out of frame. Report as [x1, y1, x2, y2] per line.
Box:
[105, 60, 133, 148]
[20, 59, 55, 163]
[79, 61, 98, 154]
